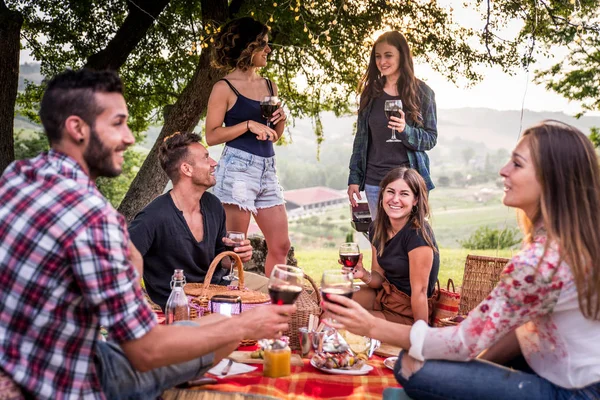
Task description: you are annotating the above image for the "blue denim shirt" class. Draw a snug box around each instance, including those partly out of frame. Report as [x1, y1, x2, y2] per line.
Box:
[348, 81, 438, 191]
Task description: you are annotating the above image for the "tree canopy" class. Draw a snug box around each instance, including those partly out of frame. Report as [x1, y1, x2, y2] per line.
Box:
[4, 0, 600, 218]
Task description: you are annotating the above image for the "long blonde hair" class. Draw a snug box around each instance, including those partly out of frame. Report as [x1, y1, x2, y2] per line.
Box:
[372, 167, 436, 256]
[521, 120, 600, 320]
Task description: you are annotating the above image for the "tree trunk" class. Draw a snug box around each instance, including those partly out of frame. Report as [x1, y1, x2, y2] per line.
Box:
[0, 1, 23, 173]
[118, 0, 229, 221]
[85, 0, 171, 70]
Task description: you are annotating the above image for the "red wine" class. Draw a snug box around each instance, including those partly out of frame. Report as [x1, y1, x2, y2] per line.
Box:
[385, 109, 402, 120]
[321, 287, 353, 303]
[260, 104, 278, 120]
[340, 253, 360, 268]
[269, 284, 303, 305]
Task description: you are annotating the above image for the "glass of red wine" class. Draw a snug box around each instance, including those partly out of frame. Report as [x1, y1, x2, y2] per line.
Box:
[223, 231, 245, 281]
[384, 99, 403, 143]
[339, 243, 360, 271]
[268, 264, 304, 305]
[260, 96, 279, 129]
[320, 270, 354, 322]
[339, 243, 361, 292]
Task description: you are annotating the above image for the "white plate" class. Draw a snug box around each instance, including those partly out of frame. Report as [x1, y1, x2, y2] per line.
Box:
[310, 359, 373, 376]
[384, 356, 398, 371]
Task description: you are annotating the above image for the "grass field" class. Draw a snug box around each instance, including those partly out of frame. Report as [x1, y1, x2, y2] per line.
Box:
[291, 184, 519, 286]
[296, 247, 515, 287]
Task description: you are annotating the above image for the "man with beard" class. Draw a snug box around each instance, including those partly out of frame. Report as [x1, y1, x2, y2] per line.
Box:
[0, 69, 294, 400]
[128, 132, 270, 311]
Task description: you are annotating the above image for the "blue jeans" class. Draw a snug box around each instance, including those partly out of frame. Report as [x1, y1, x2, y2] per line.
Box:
[394, 351, 600, 400]
[364, 183, 380, 221]
[214, 146, 285, 214]
[94, 321, 214, 400]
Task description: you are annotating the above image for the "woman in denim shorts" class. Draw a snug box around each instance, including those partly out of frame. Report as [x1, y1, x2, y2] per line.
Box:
[205, 17, 290, 277]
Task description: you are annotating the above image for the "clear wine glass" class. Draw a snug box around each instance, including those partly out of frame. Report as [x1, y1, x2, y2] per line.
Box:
[320, 270, 354, 321]
[260, 96, 279, 129]
[339, 243, 361, 292]
[384, 99, 403, 143]
[268, 264, 304, 305]
[339, 243, 360, 271]
[222, 231, 245, 281]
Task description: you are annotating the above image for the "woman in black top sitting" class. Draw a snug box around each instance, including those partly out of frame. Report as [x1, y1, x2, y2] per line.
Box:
[205, 17, 290, 277]
[348, 167, 439, 325]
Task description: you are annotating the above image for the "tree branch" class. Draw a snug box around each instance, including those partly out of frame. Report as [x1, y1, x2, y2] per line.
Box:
[84, 0, 171, 70]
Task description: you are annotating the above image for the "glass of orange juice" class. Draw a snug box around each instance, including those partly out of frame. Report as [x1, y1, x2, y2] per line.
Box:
[263, 346, 291, 378]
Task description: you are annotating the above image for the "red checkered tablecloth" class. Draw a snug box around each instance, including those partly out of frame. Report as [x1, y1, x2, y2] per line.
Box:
[171, 346, 400, 400]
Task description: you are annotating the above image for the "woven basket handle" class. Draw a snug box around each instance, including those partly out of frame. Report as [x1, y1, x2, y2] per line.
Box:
[201, 251, 245, 296]
[446, 278, 455, 293]
[304, 272, 321, 304]
[435, 279, 441, 301]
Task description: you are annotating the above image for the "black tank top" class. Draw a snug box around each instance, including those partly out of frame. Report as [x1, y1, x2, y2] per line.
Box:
[221, 78, 275, 157]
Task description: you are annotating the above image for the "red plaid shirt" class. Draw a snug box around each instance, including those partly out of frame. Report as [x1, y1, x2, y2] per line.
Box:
[0, 150, 157, 399]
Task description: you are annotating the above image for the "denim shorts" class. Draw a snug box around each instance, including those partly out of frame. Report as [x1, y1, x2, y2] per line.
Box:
[213, 146, 285, 214]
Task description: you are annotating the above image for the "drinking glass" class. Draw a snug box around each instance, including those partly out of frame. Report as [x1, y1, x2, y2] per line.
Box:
[339, 243, 360, 271]
[339, 243, 361, 292]
[222, 231, 245, 281]
[384, 99, 403, 143]
[268, 264, 304, 305]
[260, 96, 280, 129]
[320, 270, 354, 321]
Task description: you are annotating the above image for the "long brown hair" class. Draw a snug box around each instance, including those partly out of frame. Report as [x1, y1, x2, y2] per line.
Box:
[520, 120, 600, 320]
[372, 167, 436, 256]
[357, 31, 423, 126]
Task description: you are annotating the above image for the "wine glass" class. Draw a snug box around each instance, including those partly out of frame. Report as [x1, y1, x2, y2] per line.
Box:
[339, 243, 360, 271]
[320, 270, 354, 321]
[260, 96, 279, 129]
[268, 264, 304, 305]
[339, 243, 361, 292]
[384, 99, 403, 143]
[222, 231, 245, 281]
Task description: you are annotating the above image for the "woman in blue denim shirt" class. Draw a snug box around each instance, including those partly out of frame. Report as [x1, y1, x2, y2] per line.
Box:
[347, 31, 438, 220]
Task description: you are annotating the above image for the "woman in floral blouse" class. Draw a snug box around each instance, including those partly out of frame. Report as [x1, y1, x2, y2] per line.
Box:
[324, 120, 600, 399]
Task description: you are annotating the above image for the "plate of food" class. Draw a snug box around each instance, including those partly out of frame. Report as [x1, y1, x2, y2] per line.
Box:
[383, 356, 398, 371]
[310, 352, 373, 376]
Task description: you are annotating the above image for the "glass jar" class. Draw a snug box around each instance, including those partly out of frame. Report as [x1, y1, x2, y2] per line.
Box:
[263, 346, 291, 378]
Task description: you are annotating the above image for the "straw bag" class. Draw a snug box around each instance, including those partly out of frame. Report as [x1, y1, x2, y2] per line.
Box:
[285, 273, 322, 351]
[184, 251, 271, 317]
[432, 279, 461, 327]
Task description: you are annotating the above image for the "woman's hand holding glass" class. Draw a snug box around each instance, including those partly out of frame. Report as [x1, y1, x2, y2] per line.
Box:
[338, 253, 366, 279]
[269, 105, 286, 128]
[386, 109, 406, 135]
[321, 291, 375, 337]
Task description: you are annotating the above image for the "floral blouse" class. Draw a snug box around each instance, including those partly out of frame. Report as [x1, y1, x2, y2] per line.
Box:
[409, 234, 600, 389]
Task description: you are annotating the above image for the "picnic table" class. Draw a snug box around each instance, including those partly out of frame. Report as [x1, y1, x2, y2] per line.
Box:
[162, 345, 401, 400]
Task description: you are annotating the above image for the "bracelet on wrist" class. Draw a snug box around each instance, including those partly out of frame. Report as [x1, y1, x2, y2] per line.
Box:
[246, 120, 250, 131]
[363, 271, 372, 285]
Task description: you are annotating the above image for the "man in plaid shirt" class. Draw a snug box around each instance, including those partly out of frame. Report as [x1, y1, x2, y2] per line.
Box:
[0, 69, 294, 400]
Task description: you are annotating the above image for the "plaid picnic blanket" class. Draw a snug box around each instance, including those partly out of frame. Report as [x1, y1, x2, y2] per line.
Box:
[168, 347, 400, 400]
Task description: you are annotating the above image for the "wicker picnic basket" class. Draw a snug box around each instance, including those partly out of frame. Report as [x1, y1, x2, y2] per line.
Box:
[459, 254, 509, 315]
[437, 254, 510, 327]
[184, 251, 271, 346]
[184, 251, 271, 315]
[285, 273, 322, 351]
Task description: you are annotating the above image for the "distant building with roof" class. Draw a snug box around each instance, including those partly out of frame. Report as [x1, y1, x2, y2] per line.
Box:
[283, 186, 347, 219]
